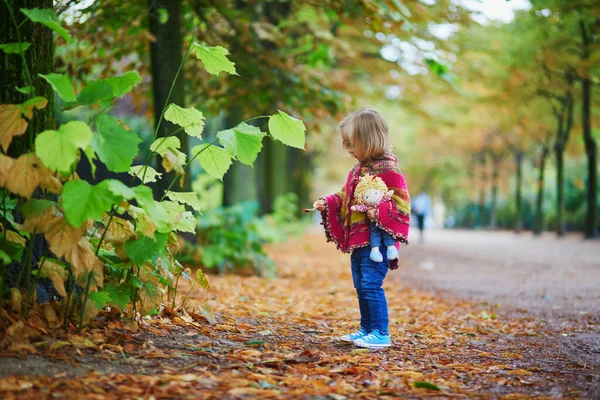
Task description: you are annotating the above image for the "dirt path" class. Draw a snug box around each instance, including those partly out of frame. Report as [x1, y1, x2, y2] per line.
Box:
[395, 229, 600, 317]
[0, 231, 598, 398]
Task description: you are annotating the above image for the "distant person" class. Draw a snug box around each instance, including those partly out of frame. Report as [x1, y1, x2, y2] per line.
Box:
[412, 192, 431, 243]
[312, 108, 410, 349]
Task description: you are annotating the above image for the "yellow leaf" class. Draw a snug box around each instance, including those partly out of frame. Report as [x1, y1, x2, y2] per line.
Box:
[41, 303, 58, 325]
[507, 369, 533, 376]
[10, 288, 22, 313]
[4, 154, 55, 199]
[49, 272, 67, 297]
[102, 214, 136, 243]
[393, 371, 424, 379]
[161, 148, 185, 175]
[39, 174, 62, 195]
[0, 153, 14, 187]
[0, 104, 28, 152]
[196, 269, 210, 290]
[45, 218, 86, 259]
[66, 239, 103, 282]
[5, 230, 26, 247]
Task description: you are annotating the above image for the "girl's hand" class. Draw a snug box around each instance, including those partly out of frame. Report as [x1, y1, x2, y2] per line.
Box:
[367, 207, 377, 221]
[313, 200, 326, 211]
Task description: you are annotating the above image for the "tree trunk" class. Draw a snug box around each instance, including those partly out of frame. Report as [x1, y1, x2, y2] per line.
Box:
[534, 147, 548, 236]
[477, 153, 486, 228]
[580, 20, 598, 239]
[0, 0, 55, 155]
[489, 159, 500, 230]
[148, 0, 190, 196]
[555, 147, 566, 237]
[222, 110, 258, 207]
[514, 150, 524, 233]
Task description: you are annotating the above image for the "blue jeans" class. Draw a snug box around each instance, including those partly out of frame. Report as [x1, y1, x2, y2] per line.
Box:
[369, 221, 396, 249]
[350, 246, 389, 335]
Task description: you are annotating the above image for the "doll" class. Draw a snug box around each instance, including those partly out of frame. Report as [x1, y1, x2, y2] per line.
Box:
[351, 175, 399, 262]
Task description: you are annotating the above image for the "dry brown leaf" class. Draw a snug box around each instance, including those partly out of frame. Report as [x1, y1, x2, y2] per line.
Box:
[4, 154, 55, 198]
[0, 153, 15, 186]
[44, 218, 87, 259]
[0, 104, 28, 152]
[41, 303, 58, 325]
[102, 214, 136, 243]
[49, 272, 67, 297]
[10, 288, 22, 313]
[66, 239, 103, 282]
[161, 149, 185, 175]
[39, 174, 63, 195]
[5, 230, 26, 247]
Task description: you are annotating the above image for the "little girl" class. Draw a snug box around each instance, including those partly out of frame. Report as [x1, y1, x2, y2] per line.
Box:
[313, 108, 410, 349]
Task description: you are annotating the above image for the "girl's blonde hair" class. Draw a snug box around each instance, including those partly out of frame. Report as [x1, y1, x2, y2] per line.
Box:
[339, 108, 391, 161]
[354, 175, 389, 204]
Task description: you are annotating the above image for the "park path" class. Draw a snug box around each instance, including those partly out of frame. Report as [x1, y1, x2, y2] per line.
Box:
[0, 229, 598, 398]
[394, 229, 600, 317]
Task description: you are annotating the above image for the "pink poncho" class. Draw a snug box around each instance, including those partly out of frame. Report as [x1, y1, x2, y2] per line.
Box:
[320, 154, 410, 268]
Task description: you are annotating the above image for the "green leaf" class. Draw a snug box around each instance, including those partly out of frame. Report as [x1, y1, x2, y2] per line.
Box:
[413, 382, 441, 391]
[21, 8, 73, 43]
[39, 73, 76, 103]
[157, 8, 169, 24]
[217, 122, 265, 166]
[268, 110, 306, 149]
[105, 71, 142, 98]
[61, 180, 120, 228]
[0, 237, 23, 263]
[0, 42, 31, 54]
[164, 104, 205, 139]
[83, 146, 97, 178]
[128, 165, 162, 183]
[21, 199, 59, 218]
[196, 269, 210, 290]
[194, 44, 237, 76]
[105, 179, 136, 200]
[165, 191, 202, 213]
[161, 201, 196, 233]
[192, 144, 233, 181]
[15, 86, 35, 95]
[124, 233, 168, 265]
[22, 97, 48, 110]
[150, 136, 180, 154]
[35, 121, 93, 173]
[104, 283, 132, 311]
[93, 115, 142, 172]
[245, 340, 264, 346]
[77, 80, 113, 105]
[89, 291, 112, 310]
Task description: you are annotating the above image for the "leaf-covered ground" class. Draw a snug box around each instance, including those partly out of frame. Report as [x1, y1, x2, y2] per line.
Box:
[0, 230, 598, 399]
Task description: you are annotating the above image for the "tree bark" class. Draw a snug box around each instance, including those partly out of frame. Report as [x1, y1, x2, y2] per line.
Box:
[477, 153, 486, 228]
[148, 0, 190, 195]
[514, 150, 524, 233]
[0, 0, 55, 155]
[580, 20, 598, 239]
[534, 146, 549, 236]
[489, 155, 501, 230]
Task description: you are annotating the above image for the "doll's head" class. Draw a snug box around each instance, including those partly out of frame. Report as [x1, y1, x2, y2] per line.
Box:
[354, 175, 393, 206]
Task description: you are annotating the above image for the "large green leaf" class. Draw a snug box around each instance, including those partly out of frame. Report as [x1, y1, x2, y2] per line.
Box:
[61, 180, 121, 228]
[105, 71, 142, 98]
[164, 104, 205, 139]
[161, 201, 196, 233]
[165, 191, 202, 213]
[268, 110, 306, 149]
[93, 115, 142, 172]
[0, 43, 31, 54]
[194, 44, 237, 76]
[192, 144, 233, 181]
[128, 165, 162, 183]
[21, 8, 73, 43]
[105, 179, 136, 200]
[39, 73, 76, 103]
[124, 232, 168, 265]
[77, 80, 113, 105]
[35, 121, 93, 173]
[217, 122, 265, 166]
[104, 283, 132, 311]
[89, 291, 112, 310]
